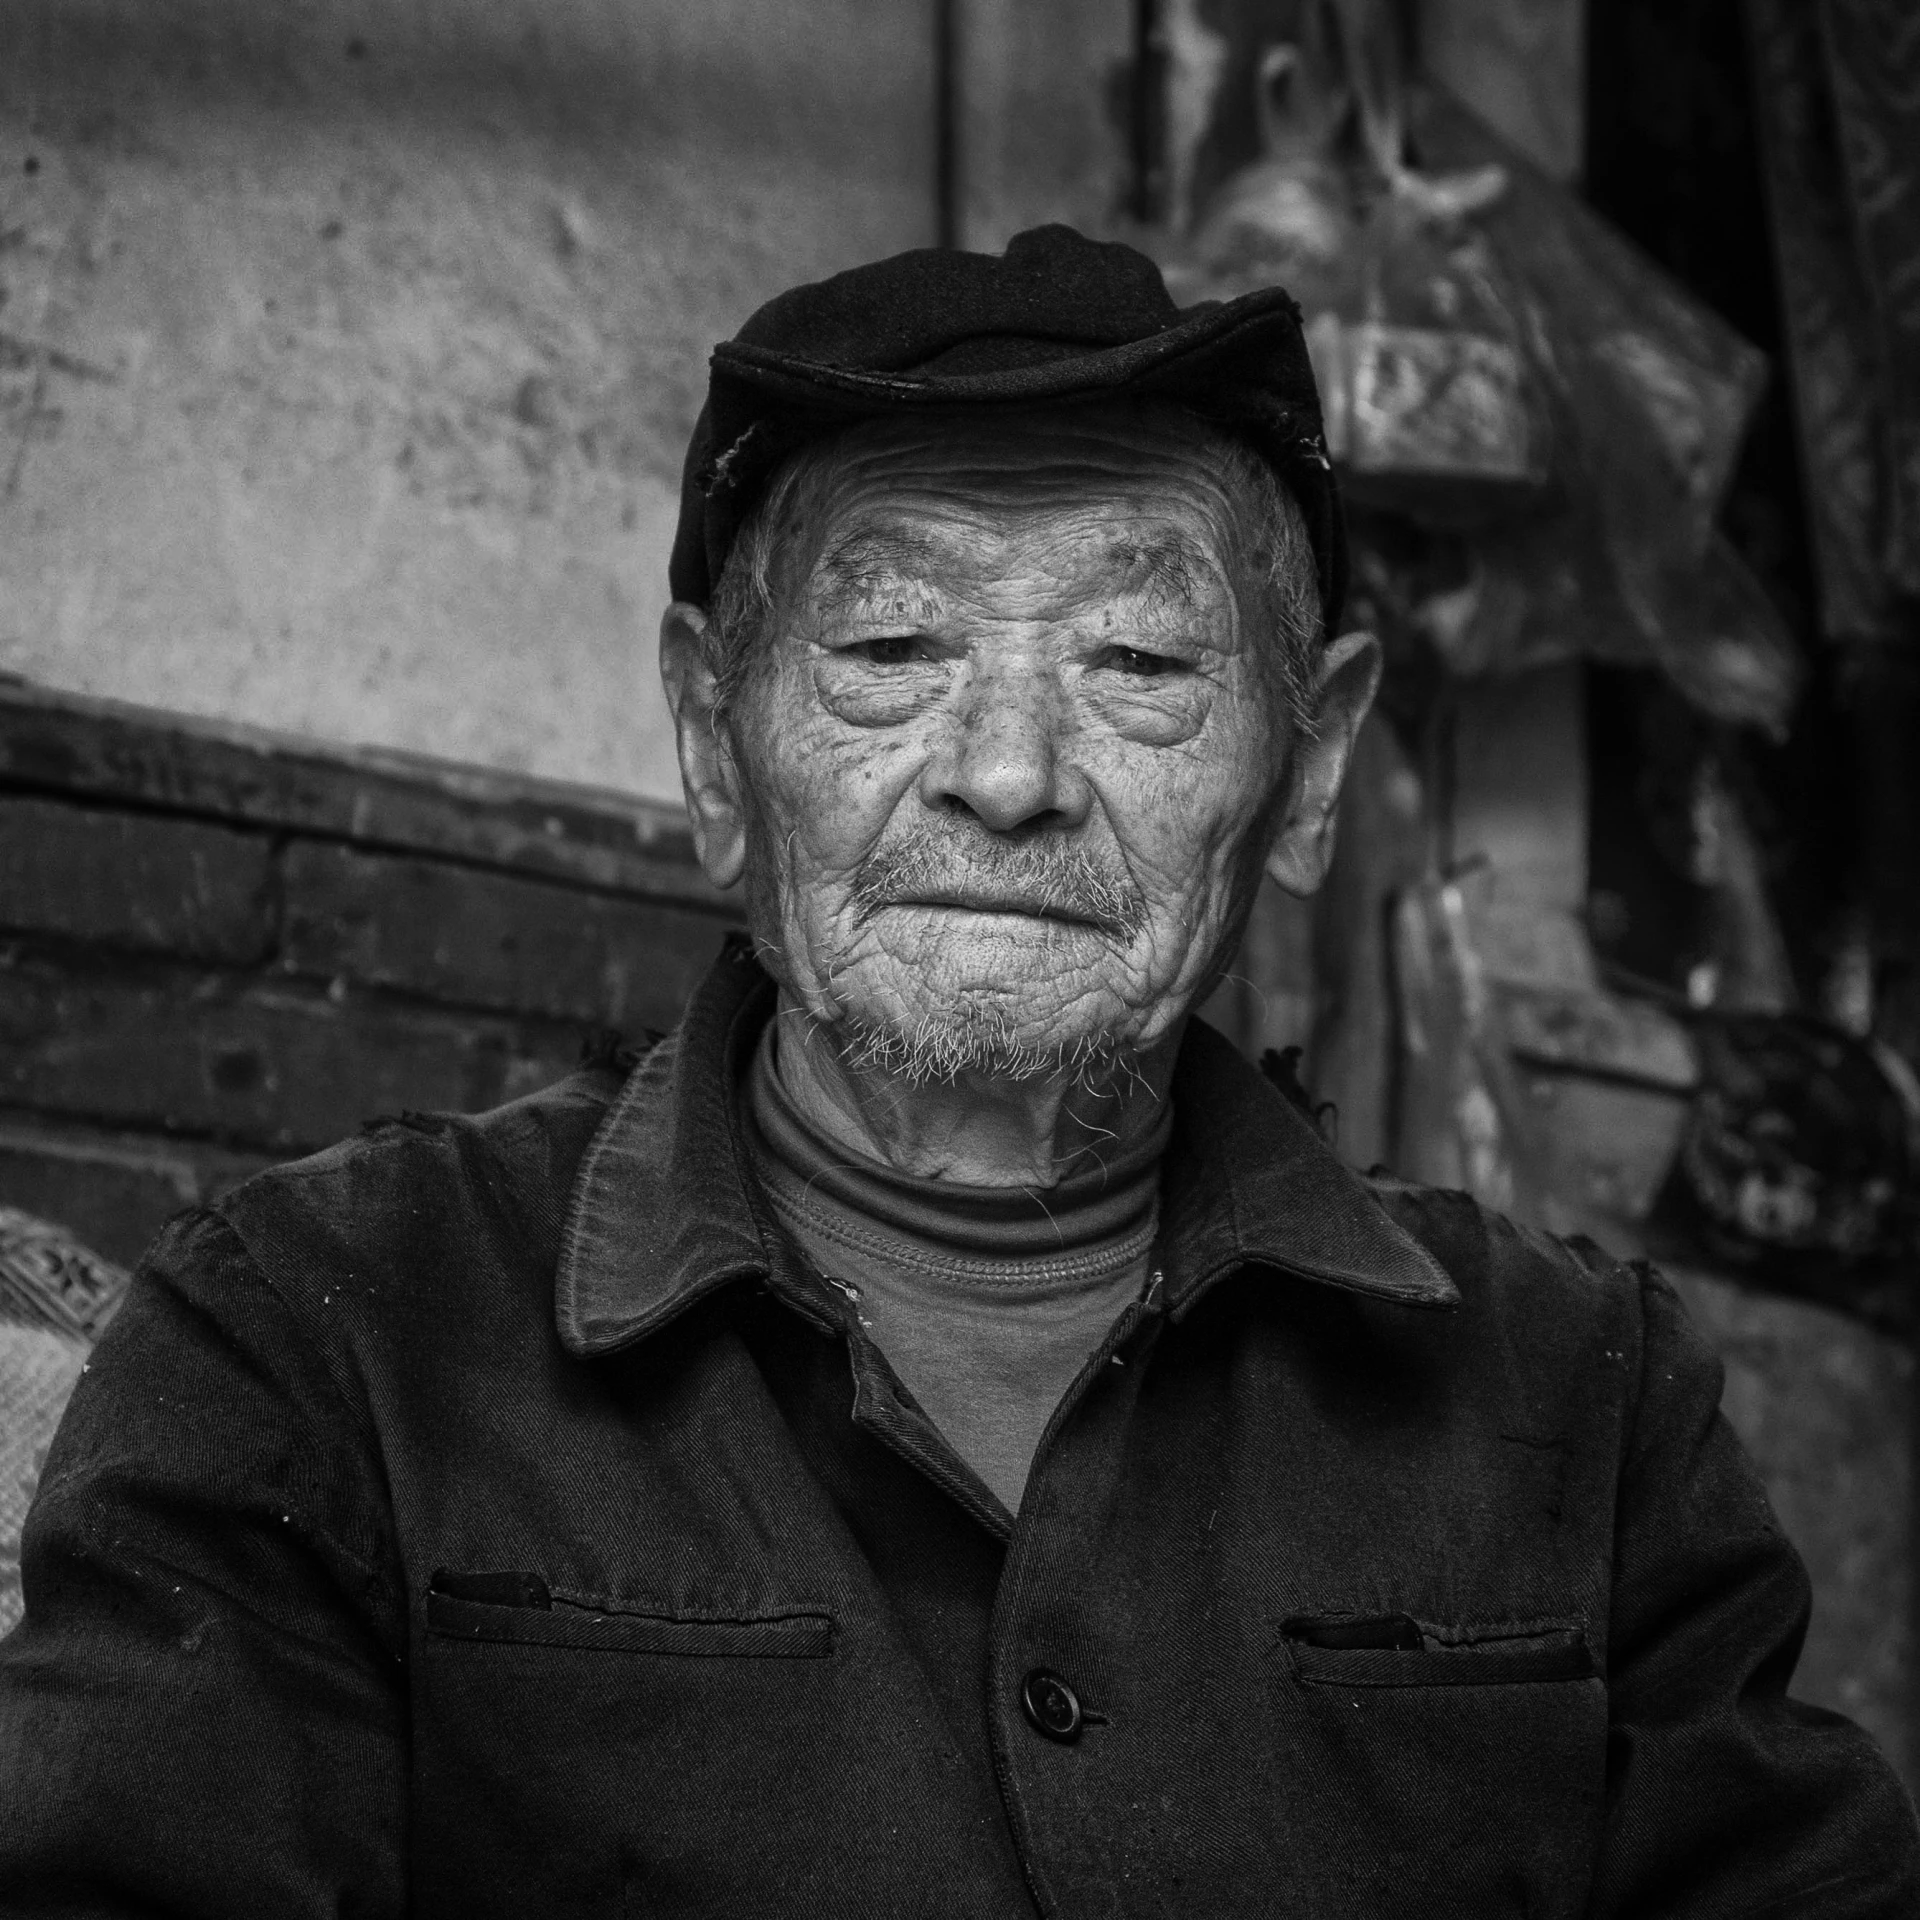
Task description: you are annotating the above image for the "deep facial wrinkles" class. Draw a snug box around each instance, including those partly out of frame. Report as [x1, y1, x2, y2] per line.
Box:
[723, 409, 1296, 1109]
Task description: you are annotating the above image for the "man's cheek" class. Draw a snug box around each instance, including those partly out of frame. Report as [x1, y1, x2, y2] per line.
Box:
[764, 828, 876, 964]
[747, 750, 871, 868]
[1112, 765, 1250, 894]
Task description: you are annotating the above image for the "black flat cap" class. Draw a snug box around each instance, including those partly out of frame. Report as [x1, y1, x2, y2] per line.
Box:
[671, 224, 1347, 634]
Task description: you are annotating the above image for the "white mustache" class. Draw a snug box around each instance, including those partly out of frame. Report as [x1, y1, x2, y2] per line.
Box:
[850, 827, 1145, 938]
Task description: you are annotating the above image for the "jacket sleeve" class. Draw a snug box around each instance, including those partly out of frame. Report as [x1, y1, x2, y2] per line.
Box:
[1589, 1263, 1920, 1917]
[0, 1207, 408, 1917]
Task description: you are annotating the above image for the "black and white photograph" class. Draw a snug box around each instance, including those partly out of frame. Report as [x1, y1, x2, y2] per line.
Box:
[1, 1, 1918, 1912]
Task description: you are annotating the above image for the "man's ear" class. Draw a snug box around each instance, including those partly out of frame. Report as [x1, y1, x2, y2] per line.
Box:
[658, 600, 748, 891]
[1264, 628, 1383, 898]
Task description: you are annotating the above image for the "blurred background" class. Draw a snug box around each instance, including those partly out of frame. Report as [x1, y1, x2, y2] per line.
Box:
[1, 0, 1916, 1790]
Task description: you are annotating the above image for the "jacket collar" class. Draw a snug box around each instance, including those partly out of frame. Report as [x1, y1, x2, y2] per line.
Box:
[555, 938, 1456, 1358]
[1156, 1015, 1458, 1316]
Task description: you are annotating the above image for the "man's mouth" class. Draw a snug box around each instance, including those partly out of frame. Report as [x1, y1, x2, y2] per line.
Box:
[848, 828, 1148, 941]
[876, 888, 1112, 928]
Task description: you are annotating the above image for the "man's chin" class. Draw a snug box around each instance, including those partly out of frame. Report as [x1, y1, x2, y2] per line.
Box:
[835, 1010, 1138, 1088]
[813, 969, 1144, 1089]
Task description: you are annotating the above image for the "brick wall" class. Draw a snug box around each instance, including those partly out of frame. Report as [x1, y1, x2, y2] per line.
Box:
[0, 681, 742, 1265]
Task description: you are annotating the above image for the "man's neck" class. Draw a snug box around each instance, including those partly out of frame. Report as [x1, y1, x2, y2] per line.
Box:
[768, 990, 1180, 1188]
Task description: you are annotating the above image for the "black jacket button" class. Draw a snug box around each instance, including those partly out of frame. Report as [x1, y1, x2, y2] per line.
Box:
[1021, 1668, 1083, 1743]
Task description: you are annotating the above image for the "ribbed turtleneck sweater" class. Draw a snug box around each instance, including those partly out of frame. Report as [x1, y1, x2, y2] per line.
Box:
[745, 1025, 1167, 1517]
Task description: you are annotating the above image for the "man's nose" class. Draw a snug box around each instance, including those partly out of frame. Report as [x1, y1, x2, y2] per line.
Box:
[917, 664, 1091, 834]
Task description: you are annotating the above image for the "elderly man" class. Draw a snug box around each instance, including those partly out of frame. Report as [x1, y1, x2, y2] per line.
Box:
[1, 226, 1914, 1917]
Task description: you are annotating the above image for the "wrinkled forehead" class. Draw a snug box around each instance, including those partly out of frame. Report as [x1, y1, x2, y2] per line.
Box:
[788, 403, 1253, 614]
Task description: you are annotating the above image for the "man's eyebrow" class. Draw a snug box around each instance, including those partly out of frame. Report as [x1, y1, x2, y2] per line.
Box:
[1106, 530, 1206, 609]
[805, 525, 955, 618]
[816, 524, 952, 590]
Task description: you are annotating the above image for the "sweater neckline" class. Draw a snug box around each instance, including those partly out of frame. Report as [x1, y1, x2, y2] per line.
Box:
[745, 1021, 1167, 1260]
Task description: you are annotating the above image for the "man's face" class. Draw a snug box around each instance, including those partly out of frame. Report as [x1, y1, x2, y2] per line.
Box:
[690, 410, 1320, 1079]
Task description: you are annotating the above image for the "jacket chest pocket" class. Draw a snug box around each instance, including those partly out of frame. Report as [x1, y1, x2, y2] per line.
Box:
[1269, 1613, 1608, 1920]
[414, 1571, 852, 1920]
[424, 1580, 836, 1658]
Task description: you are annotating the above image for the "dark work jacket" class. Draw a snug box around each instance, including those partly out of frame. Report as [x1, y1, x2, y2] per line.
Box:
[1, 938, 1915, 1918]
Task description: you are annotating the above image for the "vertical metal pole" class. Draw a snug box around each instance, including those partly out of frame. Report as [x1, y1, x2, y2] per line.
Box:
[1130, 0, 1169, 226]
[934, 0, 960, 248]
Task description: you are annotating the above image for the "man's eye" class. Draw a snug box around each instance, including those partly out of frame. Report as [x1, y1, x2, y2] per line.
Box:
[849, 635, 927, 666]
[1099, 646, 1182, 678]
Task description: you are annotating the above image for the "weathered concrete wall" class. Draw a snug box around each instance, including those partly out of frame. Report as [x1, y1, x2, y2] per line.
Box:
[0, 0, 939, 798]
[957, 0, 1134, 252]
